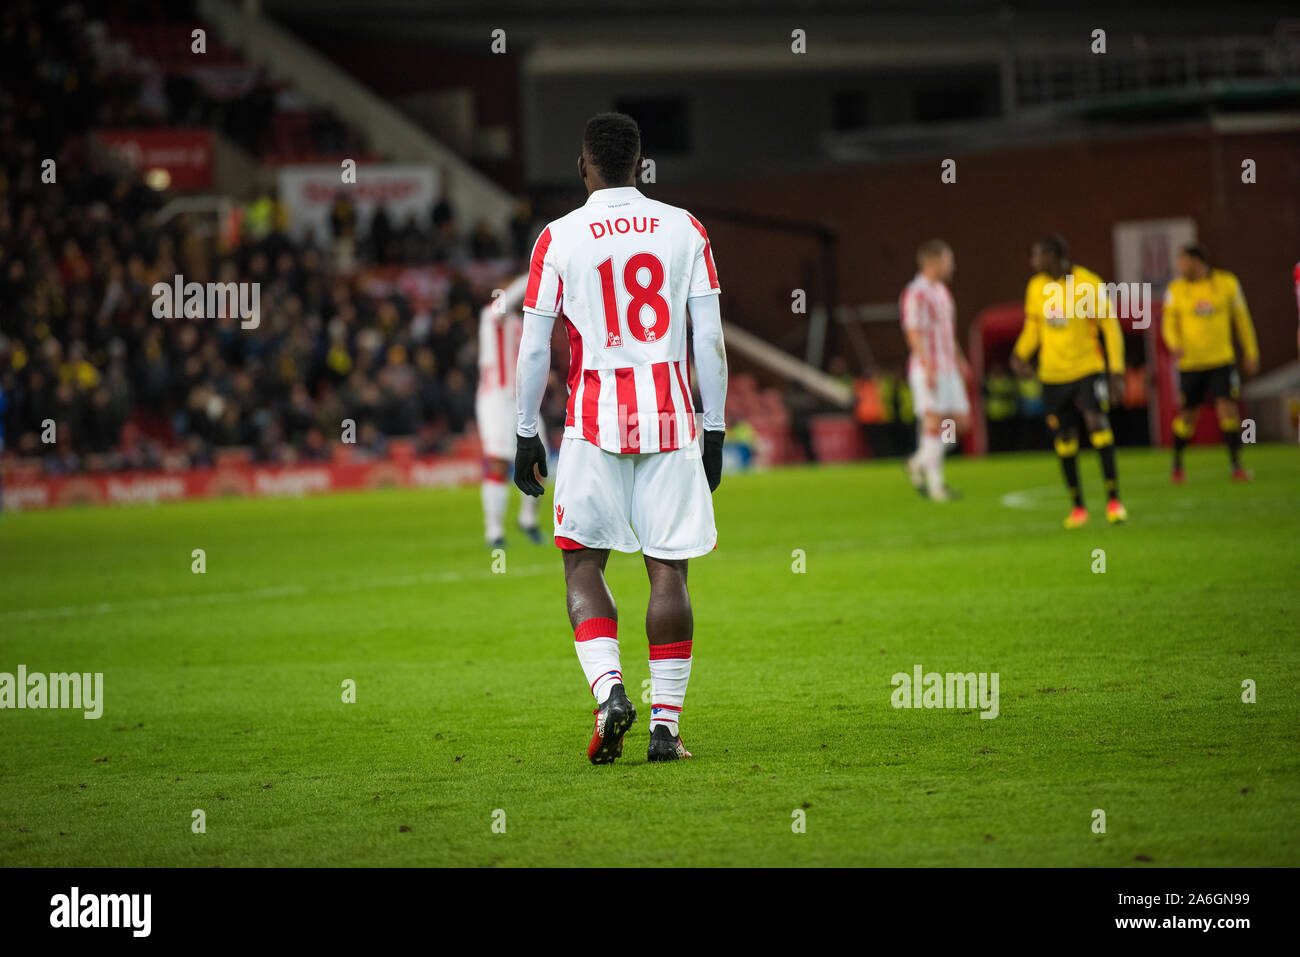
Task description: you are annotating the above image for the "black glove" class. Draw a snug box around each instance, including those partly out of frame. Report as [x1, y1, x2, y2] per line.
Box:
[702, 430, 724, 492]
[514, 433, 547, 496]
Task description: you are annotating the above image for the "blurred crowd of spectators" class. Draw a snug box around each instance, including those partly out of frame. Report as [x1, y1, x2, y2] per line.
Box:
[0, 2, 549, 475]
[2, 0, 364, 163]
[313, 187, 537, 269]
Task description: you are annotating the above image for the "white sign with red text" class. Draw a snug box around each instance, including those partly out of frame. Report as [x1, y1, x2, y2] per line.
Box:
[277, 164, 438, 242]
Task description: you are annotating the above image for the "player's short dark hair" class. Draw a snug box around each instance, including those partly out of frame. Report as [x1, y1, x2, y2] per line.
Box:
[1035, 234, 1069, 261]
[916, 238, 951, 264]
[582, 112, 641, 184]
[1181, 243, 1210, 265]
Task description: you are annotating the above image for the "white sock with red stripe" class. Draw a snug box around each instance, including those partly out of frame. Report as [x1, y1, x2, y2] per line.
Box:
[481, 476, 506, 542]
[574, 617, 622, 705]
[518, 486, 538, 529]
[921, 433, 945, 495]
[649, 640, 692, 737]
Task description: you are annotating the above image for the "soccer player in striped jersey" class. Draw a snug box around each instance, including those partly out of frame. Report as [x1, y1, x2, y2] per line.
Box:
[1161, 245, 1259, 482]
[475, 274, 544, 547]
[514, 113, 727, 764]
[900, 239, 970, 501]
[1011, 235, 1128, 529]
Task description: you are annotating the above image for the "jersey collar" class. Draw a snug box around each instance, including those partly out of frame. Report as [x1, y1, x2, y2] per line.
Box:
[586, 186, 643, 205]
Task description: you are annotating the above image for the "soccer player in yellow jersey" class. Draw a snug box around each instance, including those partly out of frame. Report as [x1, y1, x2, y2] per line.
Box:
[1161, 244, 1259, 482]
[1010, 235, 1128, 529]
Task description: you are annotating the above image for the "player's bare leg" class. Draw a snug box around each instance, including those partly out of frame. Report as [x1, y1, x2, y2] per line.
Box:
[644, 555, 694, 760]
[563, 548, 636, 764]
[1214, 396, 1250, 481]
[1171, 406, 1199, 483]
[481, 458, 510, 548]
[1082, 407, 1126, 524]
[565, 547, 616, 625]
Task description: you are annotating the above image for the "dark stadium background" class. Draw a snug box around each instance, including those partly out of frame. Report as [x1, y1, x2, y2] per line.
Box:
[1, 0, 1297, 508]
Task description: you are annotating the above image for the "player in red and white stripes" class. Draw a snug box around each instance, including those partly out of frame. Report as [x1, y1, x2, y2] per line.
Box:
[475, 274, 543, 547]
[900, 239, 971, 501]
[514, 113, 727, 764]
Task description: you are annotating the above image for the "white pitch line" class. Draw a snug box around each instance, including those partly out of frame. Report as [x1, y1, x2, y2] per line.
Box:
[0, 564, 554, 624]
[0, 585, 308, 624]
[999, 486, 1061, 510]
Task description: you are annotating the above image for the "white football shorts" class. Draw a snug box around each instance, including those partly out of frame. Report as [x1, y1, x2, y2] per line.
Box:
[552, 435, 716, 560]
[909, 366, 969, 416]
[475, 389, 518, 460]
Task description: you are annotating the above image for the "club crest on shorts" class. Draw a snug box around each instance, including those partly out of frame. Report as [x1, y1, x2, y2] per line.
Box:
[555, 503, 565, 526]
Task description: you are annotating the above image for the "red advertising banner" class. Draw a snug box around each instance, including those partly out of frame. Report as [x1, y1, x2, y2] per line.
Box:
[97, 129, 214, 190]
[1, 455, 481, 512]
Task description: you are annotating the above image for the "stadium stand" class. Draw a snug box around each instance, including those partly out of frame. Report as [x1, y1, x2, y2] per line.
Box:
[0, 1, 541, 481]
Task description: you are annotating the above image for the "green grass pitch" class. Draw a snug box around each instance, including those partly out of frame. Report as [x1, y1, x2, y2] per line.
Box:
[1, 444, 1297, 867]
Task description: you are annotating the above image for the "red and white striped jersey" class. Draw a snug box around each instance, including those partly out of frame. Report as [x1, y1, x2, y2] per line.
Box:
[900, 273, 958, 377]
[523, 186, 721, 454]
[478, 275, 527, 397]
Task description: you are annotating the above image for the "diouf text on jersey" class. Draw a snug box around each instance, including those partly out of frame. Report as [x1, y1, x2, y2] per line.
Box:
[589, 217, 660, 239]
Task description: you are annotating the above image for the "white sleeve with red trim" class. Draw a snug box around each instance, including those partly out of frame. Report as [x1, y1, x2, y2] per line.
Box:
[522, 226, 563, 318]
[515, 312, 555, 439]
[689, 293, 727, 433]
[900, 287, 928, 334]
[686, 213, 721, 298]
